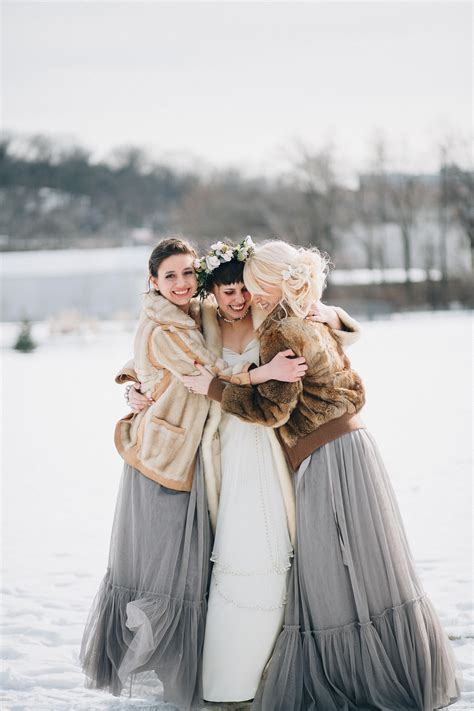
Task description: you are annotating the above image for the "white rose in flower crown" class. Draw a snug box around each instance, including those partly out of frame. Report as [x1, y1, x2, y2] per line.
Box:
[210, 241, 225, 253]
[193, 259, 202, 270]
[221, 250, 233, 262]
[206, 254, 221, 271]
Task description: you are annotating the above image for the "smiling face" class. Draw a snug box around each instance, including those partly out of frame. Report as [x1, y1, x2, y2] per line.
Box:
[151, 253, 197, 310]
[212, 282, 252, 320]
[251, 281, 283, 313]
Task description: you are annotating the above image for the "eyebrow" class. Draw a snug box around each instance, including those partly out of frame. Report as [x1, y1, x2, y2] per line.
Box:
[164, 268, 193, 276]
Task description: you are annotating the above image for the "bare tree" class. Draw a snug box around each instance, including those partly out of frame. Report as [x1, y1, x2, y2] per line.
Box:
[436, 141, 458, 306]
[449, 166, 474, 273]
[388, 175, 427, 299]
[351, 180, 378, 270]
[348, 134, 392, 274]
[371, 135, 390, 274]
[289, 142, 341, 254]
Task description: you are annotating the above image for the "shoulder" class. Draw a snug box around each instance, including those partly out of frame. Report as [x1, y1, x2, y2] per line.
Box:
[259, 316, 321, 361]
[272, 316, 326, 347]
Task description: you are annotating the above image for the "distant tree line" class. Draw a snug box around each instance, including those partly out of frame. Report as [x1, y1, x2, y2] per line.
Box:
[0, 132, 472, 307]
[0, 135, 197, 245]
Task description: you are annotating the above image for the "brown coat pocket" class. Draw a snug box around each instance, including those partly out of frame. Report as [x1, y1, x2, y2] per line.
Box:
[151, 417, 186, 435]
[139, 417, 187, 471]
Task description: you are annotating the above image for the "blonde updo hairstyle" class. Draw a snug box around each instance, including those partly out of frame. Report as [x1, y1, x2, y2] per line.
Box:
[243, 240, 331, 318]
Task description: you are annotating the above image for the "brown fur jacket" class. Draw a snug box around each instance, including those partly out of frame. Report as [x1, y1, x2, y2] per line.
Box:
[208, 304, 366, 469]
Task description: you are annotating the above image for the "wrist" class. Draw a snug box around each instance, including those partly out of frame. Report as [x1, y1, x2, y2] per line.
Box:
[250, 362, 270, 385]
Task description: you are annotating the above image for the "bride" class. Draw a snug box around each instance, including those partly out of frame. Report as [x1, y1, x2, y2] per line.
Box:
[130, 237, 361, 703]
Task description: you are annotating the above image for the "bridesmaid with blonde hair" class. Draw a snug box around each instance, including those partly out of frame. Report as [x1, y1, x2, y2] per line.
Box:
[184, 239, 461, 711]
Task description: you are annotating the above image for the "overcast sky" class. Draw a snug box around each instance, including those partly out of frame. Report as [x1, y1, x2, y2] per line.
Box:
[2, 1, 471, 178]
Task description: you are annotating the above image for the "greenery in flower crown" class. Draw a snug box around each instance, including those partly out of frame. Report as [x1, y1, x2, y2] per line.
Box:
[194, 235, 255, 298]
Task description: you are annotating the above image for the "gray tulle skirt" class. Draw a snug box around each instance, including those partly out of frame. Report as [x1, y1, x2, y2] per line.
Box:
[80, 455, 211, 710]
[253, 429, 461, 711]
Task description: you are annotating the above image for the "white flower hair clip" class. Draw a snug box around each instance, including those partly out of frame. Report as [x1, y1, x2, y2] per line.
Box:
[281, 263, 310, 281]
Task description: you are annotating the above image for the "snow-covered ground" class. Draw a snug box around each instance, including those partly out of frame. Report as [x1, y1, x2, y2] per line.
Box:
[1, 311, 472, 710]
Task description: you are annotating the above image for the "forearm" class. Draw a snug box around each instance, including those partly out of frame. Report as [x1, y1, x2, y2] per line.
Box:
[248, 363, 271, 385]
[208, 375, 299, 428]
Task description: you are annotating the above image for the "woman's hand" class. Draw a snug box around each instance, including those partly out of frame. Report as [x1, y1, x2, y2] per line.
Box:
[182, 350, 308, 393]
[127, 383, 153, 413]
[182, 365, 214, 395]
[262, 349, 307, 383]
[306, 301, 343, 330]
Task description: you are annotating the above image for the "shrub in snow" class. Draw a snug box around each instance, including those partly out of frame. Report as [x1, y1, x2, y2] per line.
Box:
[13, 319, 36, 353]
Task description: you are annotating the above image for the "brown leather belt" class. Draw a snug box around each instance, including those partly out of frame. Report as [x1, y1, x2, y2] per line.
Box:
[278, 412, 366, 472]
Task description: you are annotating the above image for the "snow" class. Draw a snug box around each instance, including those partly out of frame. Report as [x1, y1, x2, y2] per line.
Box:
[1, 311, 472, 710]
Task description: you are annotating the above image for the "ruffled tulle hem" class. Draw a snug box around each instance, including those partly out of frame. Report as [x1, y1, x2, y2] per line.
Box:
[80, 571, 207, 709]
[253, 595, 461, 711]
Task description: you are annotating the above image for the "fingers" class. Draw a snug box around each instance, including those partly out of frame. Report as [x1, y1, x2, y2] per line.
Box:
[129, 392, 150, 404]
[130, 402, 147, 411]
[279, 349, 295, 357]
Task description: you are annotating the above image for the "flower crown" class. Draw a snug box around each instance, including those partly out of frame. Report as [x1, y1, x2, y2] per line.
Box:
[194, 235, 255, 298]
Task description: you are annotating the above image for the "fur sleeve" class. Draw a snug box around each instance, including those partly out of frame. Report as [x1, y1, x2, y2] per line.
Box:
[217, 320, 313, 427]
[330, 306, 361, 348]
[149, 325, 222, 378]
[115, 358, 139, 384]
[149, 326, 252, 384]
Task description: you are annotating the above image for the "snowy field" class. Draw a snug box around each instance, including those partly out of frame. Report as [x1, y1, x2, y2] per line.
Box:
[1, 311, 472, 711]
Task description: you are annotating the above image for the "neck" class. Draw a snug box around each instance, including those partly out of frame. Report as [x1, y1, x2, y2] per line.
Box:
[217, 306, 251, 325]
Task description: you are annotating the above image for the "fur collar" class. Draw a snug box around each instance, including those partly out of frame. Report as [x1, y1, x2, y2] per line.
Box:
[256, 302, 294, 337]
[201, 295, 267, 357]
[142, 291, 201, 330]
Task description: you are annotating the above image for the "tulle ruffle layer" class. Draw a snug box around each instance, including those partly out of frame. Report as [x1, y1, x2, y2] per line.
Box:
[80, 571, 207, 708]
[254, 595, 460, 711]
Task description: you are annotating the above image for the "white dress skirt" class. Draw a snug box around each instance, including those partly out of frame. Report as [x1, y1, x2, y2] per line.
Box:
[202, 340, 293, 703]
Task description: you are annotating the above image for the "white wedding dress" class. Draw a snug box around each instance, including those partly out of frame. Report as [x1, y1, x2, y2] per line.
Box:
[202, 339, 293, 702]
